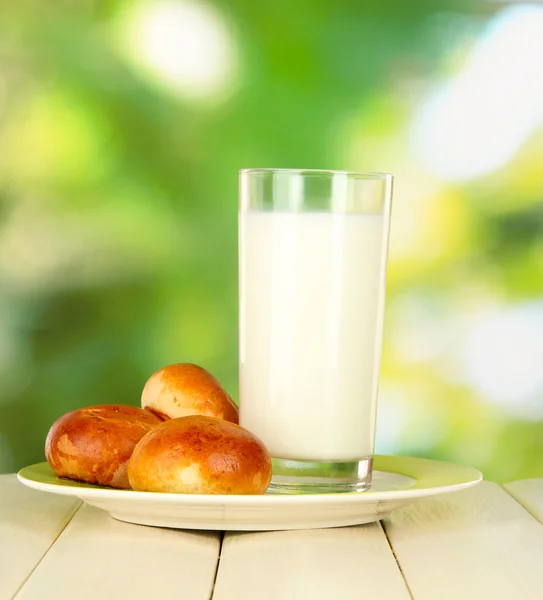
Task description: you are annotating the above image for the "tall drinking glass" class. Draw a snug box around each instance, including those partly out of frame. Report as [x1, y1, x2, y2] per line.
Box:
[239, 169, 393, 493]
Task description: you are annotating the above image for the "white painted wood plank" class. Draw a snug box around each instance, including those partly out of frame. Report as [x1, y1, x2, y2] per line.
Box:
[504, 479, 543, 524]
[15, 504, 221, 600]
[212, 524, 411, 600]
[0, 474, 80, 600]
[383, 481, 543, 600]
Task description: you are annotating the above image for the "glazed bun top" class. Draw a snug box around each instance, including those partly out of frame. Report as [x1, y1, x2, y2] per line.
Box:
[128, 415, 272, 495]
[141, 363, 239, 424]
[45, 404, 161, 489]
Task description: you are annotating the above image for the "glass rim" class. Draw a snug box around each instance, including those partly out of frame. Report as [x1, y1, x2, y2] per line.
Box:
[239, 168, 393, 181]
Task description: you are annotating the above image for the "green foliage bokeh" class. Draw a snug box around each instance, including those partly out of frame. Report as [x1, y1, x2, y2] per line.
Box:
[1, 0, 542, 481]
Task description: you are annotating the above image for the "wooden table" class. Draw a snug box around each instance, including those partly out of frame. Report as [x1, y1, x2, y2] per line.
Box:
[2, 475, 543, 599]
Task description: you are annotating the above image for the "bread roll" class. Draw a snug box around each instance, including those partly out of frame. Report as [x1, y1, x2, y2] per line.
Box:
[128, 415, 272, 494]
[45, 404, 161, 489]
[141, 363, 239, 424]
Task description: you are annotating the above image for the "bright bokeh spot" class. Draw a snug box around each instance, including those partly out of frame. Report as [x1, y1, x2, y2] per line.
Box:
[411, 4, 543, 182]
[460, 303, 543, 419]
[116, 0, 237, 101]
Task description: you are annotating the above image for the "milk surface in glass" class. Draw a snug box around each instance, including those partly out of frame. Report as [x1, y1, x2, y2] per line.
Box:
[239, 210, 387, 461]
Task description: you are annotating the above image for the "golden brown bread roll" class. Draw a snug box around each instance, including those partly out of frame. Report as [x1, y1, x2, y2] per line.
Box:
[141, 363, 239, 424]
[45, 404, 162, 489]
[128, 415, 272, 494]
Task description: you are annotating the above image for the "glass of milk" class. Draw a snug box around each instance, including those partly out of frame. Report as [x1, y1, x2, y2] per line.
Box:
[239, 169, 393, 493]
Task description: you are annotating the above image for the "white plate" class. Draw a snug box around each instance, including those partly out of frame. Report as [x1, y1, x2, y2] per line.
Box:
[18, 455, 482, 531]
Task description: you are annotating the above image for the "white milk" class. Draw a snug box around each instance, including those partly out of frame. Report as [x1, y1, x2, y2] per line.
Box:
[239, 211, 388, 461]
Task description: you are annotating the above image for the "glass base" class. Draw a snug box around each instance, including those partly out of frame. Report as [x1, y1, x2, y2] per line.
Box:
[267, 456, 373, 494]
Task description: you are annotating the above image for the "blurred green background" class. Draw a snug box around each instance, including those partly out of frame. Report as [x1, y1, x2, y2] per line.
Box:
[1, 0, 542, 482]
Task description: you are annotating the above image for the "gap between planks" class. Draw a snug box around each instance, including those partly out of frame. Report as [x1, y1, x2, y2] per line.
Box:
[503, 479, 543, 525]
[11, 503, 83, 600]
[382, 481, 543, 600]
[0, 475, 81, 600]
[380, 520, 415, 600]
[211, 521, 412, 600]
[14, 504, 222, 600]
[209, 531, 225, 600]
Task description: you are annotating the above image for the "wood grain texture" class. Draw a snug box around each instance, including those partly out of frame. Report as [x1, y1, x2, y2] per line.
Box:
[383, 481, 543, 600]
[15, 504, 222, 600]
[504, 480, 543, 524]
[212, 524, 412, 600]
[0, 475, 80, 600]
